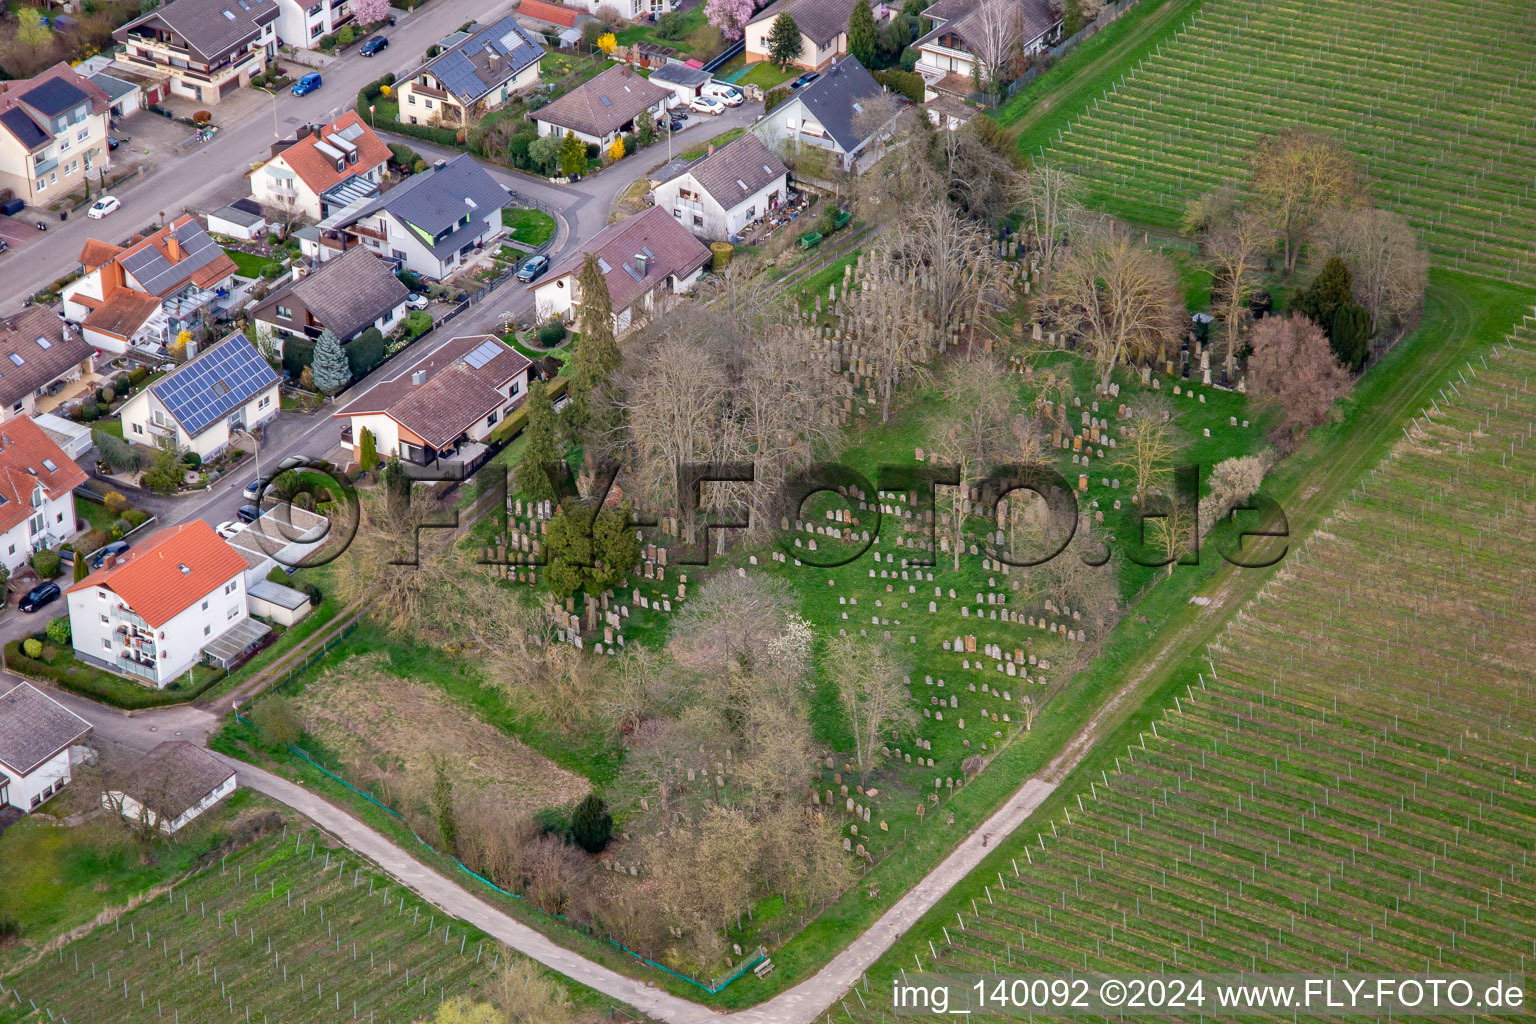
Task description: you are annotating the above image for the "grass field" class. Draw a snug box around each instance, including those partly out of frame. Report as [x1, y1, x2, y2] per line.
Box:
[222, 248, 279, 279]
[1033, 0, 1536, 283]
[0, 818, 616, 1024]
[501, 207, 557, 247]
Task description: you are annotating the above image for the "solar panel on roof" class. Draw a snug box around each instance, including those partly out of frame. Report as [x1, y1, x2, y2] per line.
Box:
[463, 338, 503, 369]
[152, 335, 279, 437]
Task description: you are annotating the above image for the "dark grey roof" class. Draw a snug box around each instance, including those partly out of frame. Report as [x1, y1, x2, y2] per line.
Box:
[344, 154, 507, 261]
[211, 202, 264, 228]
[748, 0, 859, 47]
[115, 0, 278, 64]
[120, 218, 228, 296]
[126, 741, 236, 820]
[649, 61, 711, 89]
[268, 246, 408, 340]
[20, 77, 90, 118]
[0, 682, 91, 776]
[680, 132, 787, 209]
[0, 108, 48, 150]
[787, 56, 887, 154]
[418, 17, 544, 105]
[914, 0, 1059, 51]
[88, 72, 138, 103]
[150, 332, 279, 436]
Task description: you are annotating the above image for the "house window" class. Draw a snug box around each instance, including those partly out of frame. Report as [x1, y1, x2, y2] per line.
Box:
[133, 424, 143, 435]
[693, 214, 703, 227]
[510, 379, 520, 396]
[77, 128, 89, 142]
[424, 99, 433, 110]
[310, 22, 324, 37]
[202, 599, 209, 610]
[60, 138, 70, 152]
[259, 395, 271, 410]
[224, 581, 237, 595]
[228, 606, 240, 619]
[204, 624, 211, 636]
[486, 410, 497, 427]
[407, 94, 415, 105]
[275, 305, 292, 320]
[35, 178, 44, 192]
[101, 614, 109, 624]
[102, 638, 111, 650]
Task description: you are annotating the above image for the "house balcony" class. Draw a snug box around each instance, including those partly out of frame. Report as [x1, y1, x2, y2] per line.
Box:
[674, 195, 704, 212]
[115, 652, 160, 683]
[33, 155, 60, 176]
[111, 604, 152, 630]
[347, 223, 387, 242]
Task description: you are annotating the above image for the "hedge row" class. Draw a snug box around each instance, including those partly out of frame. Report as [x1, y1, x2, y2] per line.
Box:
[490, 376, 567, 444]
[4, 639, 227, 710]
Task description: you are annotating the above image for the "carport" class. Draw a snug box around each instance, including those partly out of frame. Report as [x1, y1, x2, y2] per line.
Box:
[202, 618, 272, 670]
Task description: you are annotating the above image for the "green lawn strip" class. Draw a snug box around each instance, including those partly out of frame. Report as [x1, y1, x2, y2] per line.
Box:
[500, 207, 557, 247]
[0, 791, 266, 954]
[996, 0, 1204, 149]
[73, 493, 117, 533]
[737, 62, 798, 90]
[210, 718, 729, 1006]
[4, 639, 227, 710]
[193, 593, 345, 706]
[614, 5, 707, 53]
[679, 126, 746, 161]
[804, 270, 1536, 1004]
[94, 419, 125, 440]
[222, 247, 278, 279]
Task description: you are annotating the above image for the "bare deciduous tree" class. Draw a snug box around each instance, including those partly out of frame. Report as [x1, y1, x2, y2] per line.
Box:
[489, 957, 574, 1024]
[1249, 130, 1360, 274]
[1113, 397, 1179, 504]
[968, 0, 1022, 94]
[1047, 220, 1184, 394]
[1011, 162, 1083, 276]
[827, 635, 917, 784]
[1191, 184, 1275, 380]
[1317, 205, 1428, 331]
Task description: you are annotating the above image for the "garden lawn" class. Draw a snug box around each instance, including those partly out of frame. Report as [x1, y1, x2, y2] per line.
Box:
[737, 61, 798, 90]
[501, 207, 556, 247]
[4, 639, 227, 710]
[221, 247, 277, 279]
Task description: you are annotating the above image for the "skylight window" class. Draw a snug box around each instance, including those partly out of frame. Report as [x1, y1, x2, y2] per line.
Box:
[178, 564, 191, 575]
[34, 336, 51, 350]
[8, 353, 22, 366]
[42, 458, 57, 472]
[222, 9, 236, 18]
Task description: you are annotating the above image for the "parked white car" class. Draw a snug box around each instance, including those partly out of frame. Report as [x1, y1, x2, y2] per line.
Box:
[87, 196, 121, 219]
[690, 95, 727, 116]
[406, 293, 430, 311]
[703, 81, 743, 106]
[215, 520, 247, 539]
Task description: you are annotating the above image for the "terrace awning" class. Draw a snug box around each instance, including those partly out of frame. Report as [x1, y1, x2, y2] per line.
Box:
[202, 618, 272, 669]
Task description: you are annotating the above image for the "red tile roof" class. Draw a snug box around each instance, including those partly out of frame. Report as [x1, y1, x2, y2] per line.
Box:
[269, 112, 392, 196]
[84, 289, 162, 340]
[68, 520, 248, 629]
[518, 0, 582, 28]
[0, 416, 87, 535]
[79, 239, 126, 271]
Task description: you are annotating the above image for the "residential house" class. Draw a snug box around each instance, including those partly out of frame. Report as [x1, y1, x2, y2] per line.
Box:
[250, 113, 391, 222]
[33, 412, 95, 460]
[117, 332, 280, 461]
[113, 0, 279, 105]
[397, 17, 545, 129]
[744, 0, 858, 71]
[756, 56, 893, 172]
[647, 60, 712, 108]
[0, 63, 112, 209]
[334, 334, 529, 476]
[62, 216, 239, 353]
[223, 502, 327, 593]
[914, 0, 1061, 98]
[532, 205, 710, 335]
[564, 0, 672, 18]
[333, 154, 509, 280]
[0, 305, 96, 422]
[248, 245, 408, 358]
[0, 682, 91, 812]
[532, 63, 671, 149]
[66, 519, 263, 687]
[925, 92, 979, 131]
[651, 131, 788, 240]
[102, 741, 236, 834]
[273, 0, 354, 51]
[0, 414, 86, 574]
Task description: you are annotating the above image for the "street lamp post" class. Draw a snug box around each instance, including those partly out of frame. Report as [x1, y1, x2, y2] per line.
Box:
[256, 86, 280, 139]
[233, 427, 261, 488]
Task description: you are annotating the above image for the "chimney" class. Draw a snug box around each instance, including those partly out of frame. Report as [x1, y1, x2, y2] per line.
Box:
[433, 159, 447, 171]
[104, 553, 118, 571]
[707, 143, 715, 156]
[165, 233, 185, 263]
[634, 252, 649, 275]
[621, 63, 631, 77]
[411, 369, 426, 386]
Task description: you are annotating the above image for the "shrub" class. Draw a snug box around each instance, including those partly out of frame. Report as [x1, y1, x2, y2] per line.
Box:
[763, 86, 791, 113]
[129, 366, 148, 384]
[250, 694, 304, 746]
[101, 384, 117, 404]
[251, 75, 266, 89]
[318, 33, 336, 48]
[347, 326, 386, 377]
[23, 638, 42, 659]
[46, 616, 71, 644]
[0, 914, 17, 949]
[80, 401, 100, 421]
[103, 490, 130, 515]
[875, 67, 924, 102]
[387, 142, 421, 169]
[31, 549, 60, 579]
[124, 509, 150, 528]
[337, 24, 355, 45]
[301, 581, 322, 606]
[182, 451, 202, 468]
[536, 318, 567, 345]
[40, 645, 57, 664]
[260, 262, 284, 279]
[584, 142, 600, 160]
[570, 792, 612, 853]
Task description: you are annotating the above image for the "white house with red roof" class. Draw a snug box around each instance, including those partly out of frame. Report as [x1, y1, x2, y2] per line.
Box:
[249, 113, 392, 222]
[66, 520, 261, 688]
[531, 205, 710, 335]
[0, 415, 86, 575]
[332, 334, 530, 475]
[61, 215, 239, 353]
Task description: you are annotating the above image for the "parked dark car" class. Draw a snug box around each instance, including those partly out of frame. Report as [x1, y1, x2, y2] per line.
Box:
[791, 72, 821, 89]
[90, 540, 131, 569]
[107, 136, 121, 151]
[516, 253, 550, 283]
[359, 35, 388, 56]
[20, 582, 60, 612]
[237, 503, 263, 523]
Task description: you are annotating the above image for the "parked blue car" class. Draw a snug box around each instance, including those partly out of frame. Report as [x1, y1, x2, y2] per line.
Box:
[292, 72, 322, 96]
